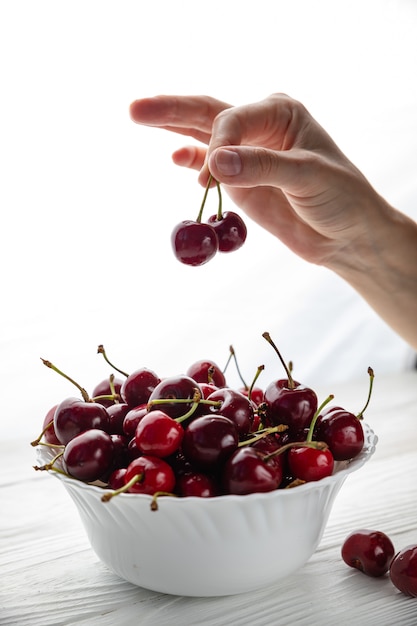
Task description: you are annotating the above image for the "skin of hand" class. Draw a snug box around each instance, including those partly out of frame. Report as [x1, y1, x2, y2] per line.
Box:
[129, 93, 417, 349]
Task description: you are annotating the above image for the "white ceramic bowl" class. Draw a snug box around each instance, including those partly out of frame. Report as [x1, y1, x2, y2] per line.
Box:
[36, 423, 377, 597]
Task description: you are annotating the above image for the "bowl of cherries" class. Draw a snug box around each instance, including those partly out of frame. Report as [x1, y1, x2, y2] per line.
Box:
[33, 333, 377, 597]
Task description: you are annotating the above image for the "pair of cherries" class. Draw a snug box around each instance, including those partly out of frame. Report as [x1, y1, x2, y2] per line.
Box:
[171, 176, 247, 266]
[342, 529, 417, 597]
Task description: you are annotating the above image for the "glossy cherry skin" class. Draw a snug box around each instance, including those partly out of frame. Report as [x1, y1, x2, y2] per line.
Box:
[263, 379, 318, 435]
[186, 359, 226, 388]
[177, 471, 218, 497]
[207, 211, 247, 252]
[120, 368, 161, 408]
[288, 445, 334, 482]
[123, 404, 148, 437]
[91, 377, 124, 407]
[390, 545, 417, 596]
[54, 397, 110, 445]
[147, 375, 202, 419]
[182, 414, 239, 470]
[207, 387, 254, 435]
[315, 410, 364, 461]
[124, 455, 176, 495]
[106, 402, 131, 435]
[135, 410, 184, 458]
[341, 529, 395, 577]
[239, 386, 264, 408]
[222, 447, 282, 495]
[63, 429, 115, 482]
[171, 220, 218, 266]
[42, 405, 61, 445]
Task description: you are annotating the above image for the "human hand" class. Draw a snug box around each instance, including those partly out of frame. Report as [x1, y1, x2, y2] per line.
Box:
[129, 93, 384, 268]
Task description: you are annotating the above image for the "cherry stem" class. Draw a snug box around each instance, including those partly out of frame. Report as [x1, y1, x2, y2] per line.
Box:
[33, 450, 64, 471]
[196, 174, 221, 222]
[262, 332, 294, 390]
[247, 365, 265, 401]
[101, 473, 144, 502]
[238, 424, 287, 447]
[263, 439, 328, 463]
[306, 394, 335, 443]
[150, 491, 177, 511]
[97, 345, 129, 378]
[41, 358, 90, 402]
[226, 345, 248, 388]
[30, 419, 55, 447]
[146, 390, 222, 423]
[356, 366, 374, 420]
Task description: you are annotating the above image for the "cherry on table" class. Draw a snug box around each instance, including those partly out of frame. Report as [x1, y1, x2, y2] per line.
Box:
[341, 529, 395, 577]
[390, 544, 417, 596]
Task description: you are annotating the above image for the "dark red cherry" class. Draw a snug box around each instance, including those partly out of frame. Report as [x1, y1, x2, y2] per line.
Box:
[186, 359, 226, 388]
[107, 467, 127, 490]
[41, 405, 61, 445]
[222, 447, 282, 495]
[239, 386, 264, 408]
[54, 397, 110, 445]
[120, 368, 160, 408]
[177, 471, 218, 497]
[341, 529, 395, 577]
[263, 378, 318, 435]
[122, 404, 148, 437]
[171, 220, 218, 266]
[182, 414, 239, 470]
[147, 375, 202, 420]
[390, 545, 417, 596]
[106, 402, 131, 435]
[207, 387, 254, 435]
[91, 377, 124, 407]
[315, 409, 364, 461]
[288, 445, 334, 482]
[135, 410, 184, 458]
[63, 429, 114, 482]
[124, 455, 176, 495]
[207, 211, 247, 252]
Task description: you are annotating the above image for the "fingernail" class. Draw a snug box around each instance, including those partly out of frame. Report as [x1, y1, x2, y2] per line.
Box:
[214, 149, 242, 176]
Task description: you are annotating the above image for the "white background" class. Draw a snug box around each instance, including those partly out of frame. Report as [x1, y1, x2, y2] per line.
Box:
[1, 0, 416, 439]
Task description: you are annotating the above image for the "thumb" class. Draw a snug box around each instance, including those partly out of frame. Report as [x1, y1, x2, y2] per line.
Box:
[208, 146, 314, 191]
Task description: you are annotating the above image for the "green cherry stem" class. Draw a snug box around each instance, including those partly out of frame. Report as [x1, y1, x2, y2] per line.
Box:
[41, 358, 90, 402]
[196, 174, 222, 222]
[97, 345, 129, 378]
[305, 393, 335, 443]
[356, 367, 375, 420]
[101, 473, 144, 502]
[262, 332, 295, 390]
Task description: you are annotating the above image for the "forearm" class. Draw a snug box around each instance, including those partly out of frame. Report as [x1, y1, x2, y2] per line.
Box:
[328, 197, 417, 350]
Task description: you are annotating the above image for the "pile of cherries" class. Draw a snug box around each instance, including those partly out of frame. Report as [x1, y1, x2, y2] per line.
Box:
[171, 175, 247, 266]
[342, 529, 417, 598]
[33, 333, 370, 506]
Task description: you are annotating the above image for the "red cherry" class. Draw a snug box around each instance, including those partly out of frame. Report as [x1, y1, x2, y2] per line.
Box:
[63, 429, 115, 482]
[177, 471, 218, 497]
[147, 375, 201, 419]
[134, 410, 184, 458]
[54, 397, 110, 445]
[222, 447, 282, 495]
[124, 455, 176, 495]
[263, 379, 318, 434]
[315, 409, 364, 461]
[341, 529, 395, 577]
[171, 220, 218, 266]
[41, 405, 61, 445]
[206, 387, 254, 435]
[120, 368, 161, 408]
[122, 404, 148, 437]
[390, 545, 417, 597]
[288, 445, 334, 482]
[207, 211, 247, 252]
[182, 414, 239, 470]
[91, 377, 124, 407]
[186, 359, 226, 388]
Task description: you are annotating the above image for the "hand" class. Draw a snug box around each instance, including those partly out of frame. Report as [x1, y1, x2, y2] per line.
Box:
[129, 93, 383, 267]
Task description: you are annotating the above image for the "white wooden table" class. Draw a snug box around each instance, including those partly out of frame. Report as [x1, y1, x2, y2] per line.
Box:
[2, 370, 417, 625]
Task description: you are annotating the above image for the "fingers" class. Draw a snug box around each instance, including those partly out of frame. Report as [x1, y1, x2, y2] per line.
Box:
[207, 145, 319, 193]
[129, 95, 232, 145]
[172, 146, 206, 170]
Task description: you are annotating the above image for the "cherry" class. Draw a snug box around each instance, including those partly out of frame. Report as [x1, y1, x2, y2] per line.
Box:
[177, 471, 218, 497]
[186, 359, 226, 388]
[288, 444, 334, 482]
[315, 409, 364, 461]
[182, 414, 239, 470]
[135, 410, 184, 458]
[91, 376, 124, 407]
[121, 367, 161, 408]
[147, 375, 202, 420]
[390, 545, 417, 597]
[63, 428, 115, 482]
[108, 467, 127, 490]
[172, 220, 219, 266]
[341, 529, 395, 577]
[207, 211, 247, 253]
[262, 332, 318, 434]
[54, 397, 110, 445]
[122, 455, 176, 496]
[122, 404, 148, 437]
[41, 405, 61, 445]
[222, 447, 282, 495]
[206, 387, 254, 435]
[106, 402, 131, 435]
